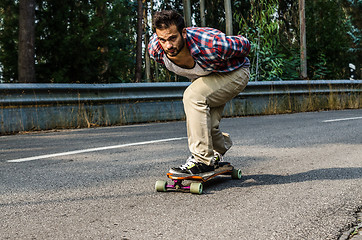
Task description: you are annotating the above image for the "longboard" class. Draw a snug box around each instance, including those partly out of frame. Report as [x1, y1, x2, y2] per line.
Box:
[155, 162, 242, 194]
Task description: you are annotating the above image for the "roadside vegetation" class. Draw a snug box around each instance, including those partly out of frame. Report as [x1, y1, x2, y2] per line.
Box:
[0, 0, 361, 83]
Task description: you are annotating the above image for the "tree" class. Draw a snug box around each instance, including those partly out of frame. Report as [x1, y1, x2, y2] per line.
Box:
[35, 0, 137, 83]
[1, 0, 361, 83]
[143, 0, 151, 81]
[0, 0, 18, 82]
[135, 0, 143, 82]
[299, 0, 307, 79]
[306, 0, 352, 79]
[224, 0, 233, 35]
[342, 0, 362, 79]
[18, 0, 35, 82]
[238, 0, 284, 81]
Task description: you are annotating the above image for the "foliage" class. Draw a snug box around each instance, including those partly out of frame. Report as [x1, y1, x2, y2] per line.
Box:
[35, 0, 137, 83]
[235, 0, 361, 81]
[0, 0, 361, 83]
[1, 0, 137, 83]
[0, 0, 18, 82]
[306, 0, 355, 79]
[237, 0, 285, 81]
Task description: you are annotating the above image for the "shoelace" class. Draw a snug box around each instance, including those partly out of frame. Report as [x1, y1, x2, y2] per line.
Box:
[180, 154, 222, 170]
[214, 152, 223, 162]
[179, 157, 198, 170]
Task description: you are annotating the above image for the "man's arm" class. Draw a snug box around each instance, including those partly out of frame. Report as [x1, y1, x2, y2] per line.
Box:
[213, 34, 251, 60]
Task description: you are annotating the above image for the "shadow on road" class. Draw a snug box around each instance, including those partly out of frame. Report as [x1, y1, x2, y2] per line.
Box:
[203, 167, 362, 193]
[240, 167, 362, 187]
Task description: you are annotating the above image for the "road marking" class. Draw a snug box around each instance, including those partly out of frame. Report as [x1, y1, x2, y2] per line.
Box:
[7, 137, 187, 163]
[322, 117, 362, 123]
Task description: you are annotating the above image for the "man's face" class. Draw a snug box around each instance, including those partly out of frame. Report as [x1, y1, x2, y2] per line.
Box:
[156, 24, 186, 57]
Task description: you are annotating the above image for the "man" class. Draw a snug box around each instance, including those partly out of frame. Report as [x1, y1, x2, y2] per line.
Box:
[148, 10, 250, 175]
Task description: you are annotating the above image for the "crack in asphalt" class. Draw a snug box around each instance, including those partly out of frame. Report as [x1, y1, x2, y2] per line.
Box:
[339, 207, 362, 240]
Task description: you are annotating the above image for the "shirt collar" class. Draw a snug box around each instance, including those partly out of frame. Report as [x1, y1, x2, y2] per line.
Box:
[186, 29, 201, 56]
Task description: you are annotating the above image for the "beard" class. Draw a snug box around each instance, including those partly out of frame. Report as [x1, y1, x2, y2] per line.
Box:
[165, 38, 185, 57]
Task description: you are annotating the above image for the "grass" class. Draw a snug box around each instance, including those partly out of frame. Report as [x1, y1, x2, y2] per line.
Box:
[263, 90, 361, 115]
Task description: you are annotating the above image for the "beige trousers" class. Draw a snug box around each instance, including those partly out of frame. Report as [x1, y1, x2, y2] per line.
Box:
[183, 67, 250, 165]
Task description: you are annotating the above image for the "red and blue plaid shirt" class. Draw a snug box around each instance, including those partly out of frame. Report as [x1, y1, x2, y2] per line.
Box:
[148, 27, 250, 73]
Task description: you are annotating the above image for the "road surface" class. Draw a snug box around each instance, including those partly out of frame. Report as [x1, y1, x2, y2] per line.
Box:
[1, 109, 362, 239]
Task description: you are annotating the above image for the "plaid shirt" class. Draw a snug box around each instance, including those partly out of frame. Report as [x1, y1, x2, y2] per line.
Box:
[148, 27, 250, 73]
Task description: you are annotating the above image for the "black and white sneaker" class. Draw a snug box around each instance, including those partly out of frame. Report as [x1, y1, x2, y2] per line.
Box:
[169, 156, 214, 175]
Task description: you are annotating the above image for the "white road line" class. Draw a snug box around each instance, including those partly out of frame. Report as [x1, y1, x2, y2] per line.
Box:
[322, 117, 362, 123]
[7, 137, 186, 163]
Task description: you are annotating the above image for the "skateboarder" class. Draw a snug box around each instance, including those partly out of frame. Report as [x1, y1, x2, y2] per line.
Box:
[148, 10, 250, 175]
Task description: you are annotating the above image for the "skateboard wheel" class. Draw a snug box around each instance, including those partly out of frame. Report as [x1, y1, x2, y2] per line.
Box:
[190, 182, 203, 195]
[155, 180, 167, 192]
[231, 169, 242, 179]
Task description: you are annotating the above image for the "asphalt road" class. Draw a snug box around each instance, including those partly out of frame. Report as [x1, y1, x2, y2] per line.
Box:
[1, 109, 362, 239]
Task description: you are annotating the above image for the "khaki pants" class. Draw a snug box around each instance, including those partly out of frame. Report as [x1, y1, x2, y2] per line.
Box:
[183, 67, 250, 165]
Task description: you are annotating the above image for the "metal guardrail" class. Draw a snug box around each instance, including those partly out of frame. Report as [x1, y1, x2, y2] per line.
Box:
[0, 80, 361, 105]
[0, 82, 189, 105]
[0, 80, 361, 134]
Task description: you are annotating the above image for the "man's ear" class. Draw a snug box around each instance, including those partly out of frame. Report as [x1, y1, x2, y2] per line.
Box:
[182, 28, 187, 39]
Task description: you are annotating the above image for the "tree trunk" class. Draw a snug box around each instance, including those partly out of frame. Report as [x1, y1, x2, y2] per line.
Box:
[143, 0, 151, 82]
[224, 0, 233, 35]
[183, 0, 191, 27]
[18, 0, 35, 83]
[149, 0, 159, 81]
[96, 2, 109, 82]
[200, 0, 206, 27]
[299, 0, 308, 79]
[135, 0, 143, 82]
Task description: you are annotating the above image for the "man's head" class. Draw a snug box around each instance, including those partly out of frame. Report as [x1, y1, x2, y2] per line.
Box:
[153, 10, 185, 35]
[153, 10, 186, 57]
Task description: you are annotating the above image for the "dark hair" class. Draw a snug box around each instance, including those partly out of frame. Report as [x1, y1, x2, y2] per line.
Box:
[153, 10, 185, 34]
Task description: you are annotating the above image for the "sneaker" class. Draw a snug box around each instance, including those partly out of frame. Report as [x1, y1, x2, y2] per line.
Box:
[169, 156, 214, 175]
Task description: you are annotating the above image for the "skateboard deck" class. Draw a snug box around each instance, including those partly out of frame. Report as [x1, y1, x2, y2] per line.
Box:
[155, 162, 242, 194]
